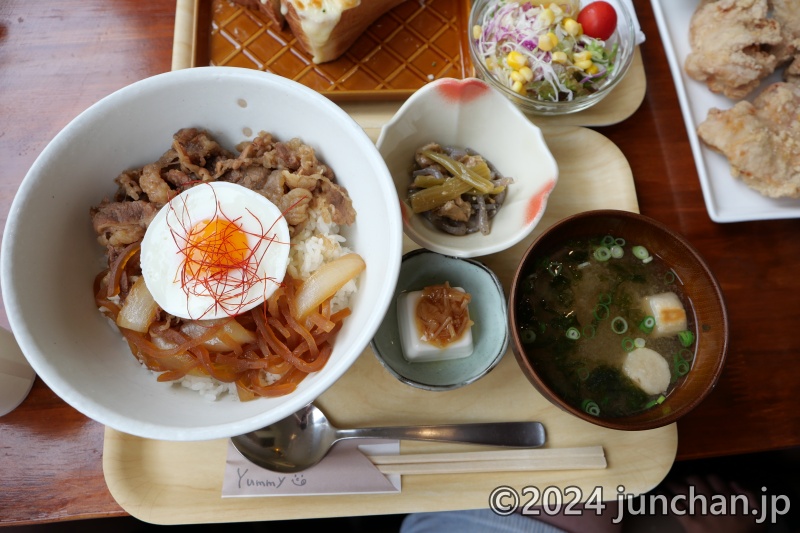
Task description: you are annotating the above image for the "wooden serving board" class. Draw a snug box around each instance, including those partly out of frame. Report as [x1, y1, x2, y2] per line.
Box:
[171, 0, 646, 126]
[103, 122, 677, 525]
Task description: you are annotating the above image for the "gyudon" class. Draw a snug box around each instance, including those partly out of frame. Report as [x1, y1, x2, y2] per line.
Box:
[91, 128, 364, 400]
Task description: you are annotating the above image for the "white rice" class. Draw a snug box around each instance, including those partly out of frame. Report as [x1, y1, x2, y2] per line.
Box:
[173, 206, 357, 400]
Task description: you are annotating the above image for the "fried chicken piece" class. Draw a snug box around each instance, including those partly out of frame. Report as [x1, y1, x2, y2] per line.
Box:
[770, 0, 800, 81]
[685, 0, 783, 99]
[697, 81, 800, 198]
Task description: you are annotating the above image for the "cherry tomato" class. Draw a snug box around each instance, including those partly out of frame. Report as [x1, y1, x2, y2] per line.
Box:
[577, 1, 617, 41]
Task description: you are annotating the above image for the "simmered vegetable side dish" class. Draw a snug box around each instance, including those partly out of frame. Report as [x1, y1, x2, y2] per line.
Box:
[408, 143, 513, 236]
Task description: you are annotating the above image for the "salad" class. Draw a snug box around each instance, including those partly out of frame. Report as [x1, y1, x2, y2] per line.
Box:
[472, 1, 619, 102]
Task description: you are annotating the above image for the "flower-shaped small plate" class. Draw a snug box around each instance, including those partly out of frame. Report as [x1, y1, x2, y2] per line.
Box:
[377, 77, 559, 258]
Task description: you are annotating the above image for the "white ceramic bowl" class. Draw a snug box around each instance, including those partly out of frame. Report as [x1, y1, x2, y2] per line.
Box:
[0, 67, 403, 441]
[377, 77, 558, 258]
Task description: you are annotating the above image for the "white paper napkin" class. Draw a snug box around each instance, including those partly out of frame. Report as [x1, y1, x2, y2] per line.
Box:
[222, 438, 401, 497]
[620, 0, 646, 45]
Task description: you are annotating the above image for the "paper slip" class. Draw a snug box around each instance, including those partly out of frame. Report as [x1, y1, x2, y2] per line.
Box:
[621, 0, 646, 45]
[222, 439, 401, 497]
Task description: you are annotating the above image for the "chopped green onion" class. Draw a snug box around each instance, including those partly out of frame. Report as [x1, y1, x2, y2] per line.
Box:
[566, 327, 581, 340]
[582, 324, 596, 338]
[622, 337, 635, 352]
[598, 293, 612, 305]
[581, 399, 600, 416]
[679, 348, 693, 361]
[634, 337, 646, 348]
[520, 328, 537, 344]
[593, 303, 610, 320]
[593, 246, 611, 262]
[611, 316, 628, 334]
[664, 270, 676, 284]
[632, 245, 649, 260]
[615, 238, 626, 246]
[644, 394, 667, 410]
[639, 316, 655, 334]
[678, 330, 695, 347]
[601, 235, 616, 247]
[610, 245, 624, 258]
[673, 353, 690, 376]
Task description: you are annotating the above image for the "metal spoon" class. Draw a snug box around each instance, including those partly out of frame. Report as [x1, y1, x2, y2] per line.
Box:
[231, 404, 546, 472]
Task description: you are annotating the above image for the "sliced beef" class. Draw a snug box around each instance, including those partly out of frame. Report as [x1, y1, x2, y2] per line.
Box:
[91, 200, 159, 247]
[318, 178, 356, 226]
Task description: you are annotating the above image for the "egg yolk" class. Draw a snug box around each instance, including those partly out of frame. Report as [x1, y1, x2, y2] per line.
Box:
[183, 218, 249, 279]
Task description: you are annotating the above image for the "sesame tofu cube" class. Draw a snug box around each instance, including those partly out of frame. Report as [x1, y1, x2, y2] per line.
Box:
[397, 289, 473, 363]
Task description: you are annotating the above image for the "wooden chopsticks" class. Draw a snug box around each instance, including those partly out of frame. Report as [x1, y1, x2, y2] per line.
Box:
[366, 446, 607, 475]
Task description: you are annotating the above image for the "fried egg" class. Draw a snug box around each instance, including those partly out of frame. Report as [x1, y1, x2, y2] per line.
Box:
[140, 182, 290, 320]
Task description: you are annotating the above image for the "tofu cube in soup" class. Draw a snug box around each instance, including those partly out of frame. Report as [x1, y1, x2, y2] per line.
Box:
[642, 292, 687, 337]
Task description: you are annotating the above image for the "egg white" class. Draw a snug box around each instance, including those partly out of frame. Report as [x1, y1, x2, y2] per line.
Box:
[140, 181, 290, 320]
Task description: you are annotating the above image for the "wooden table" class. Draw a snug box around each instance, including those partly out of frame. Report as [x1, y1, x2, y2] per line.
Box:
[1, 0, 798, 525]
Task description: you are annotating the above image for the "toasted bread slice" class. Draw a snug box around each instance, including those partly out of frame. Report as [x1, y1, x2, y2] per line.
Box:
[283, 0, 406, 63]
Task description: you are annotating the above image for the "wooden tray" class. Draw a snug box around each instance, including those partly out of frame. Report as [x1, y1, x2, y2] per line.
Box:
[171, 0, 647, 125]
[103, 122, 678, 525]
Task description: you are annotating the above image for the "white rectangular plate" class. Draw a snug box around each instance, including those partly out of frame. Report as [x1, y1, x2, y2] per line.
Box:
[651, 0, 800, 222]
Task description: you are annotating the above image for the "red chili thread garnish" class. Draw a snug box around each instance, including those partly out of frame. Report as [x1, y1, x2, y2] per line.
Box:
[166, 184, 292, 319]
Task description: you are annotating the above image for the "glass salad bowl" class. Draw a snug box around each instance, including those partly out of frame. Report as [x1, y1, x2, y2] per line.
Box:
[468, 0, 636, 115]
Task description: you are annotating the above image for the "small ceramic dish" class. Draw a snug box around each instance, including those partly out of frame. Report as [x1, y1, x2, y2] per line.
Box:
[371, 249, 508, 391]
[377, 77, 558, 259]
[468, 0, 636, 115]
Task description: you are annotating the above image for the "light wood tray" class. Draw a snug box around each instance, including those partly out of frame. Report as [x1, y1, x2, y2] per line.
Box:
[103, 121, 678, 524]
[171, 0, 646, 126]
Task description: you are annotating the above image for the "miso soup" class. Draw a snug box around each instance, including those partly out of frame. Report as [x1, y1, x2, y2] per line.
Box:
[515, 235, 696, 418]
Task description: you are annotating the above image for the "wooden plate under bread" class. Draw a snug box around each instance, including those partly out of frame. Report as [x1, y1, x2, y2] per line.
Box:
[196, 0, 473, 101]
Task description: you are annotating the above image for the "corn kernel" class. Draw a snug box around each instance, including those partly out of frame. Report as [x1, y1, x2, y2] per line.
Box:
[510, 70, 525, 83]
[472, 25, 482, 40]
[586, 63, 599, 75]
[507, 50, 526, 70]
[512, 80, 525, 94]
[563, 17, 582, 37]
[573, 51, 592, 62]
[551, 51, 568, 64]
[539, 8, 554, 26]
[575, 59, 593, 70]
[538, 32, 558, 52]
[519, 66, 534, 81]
